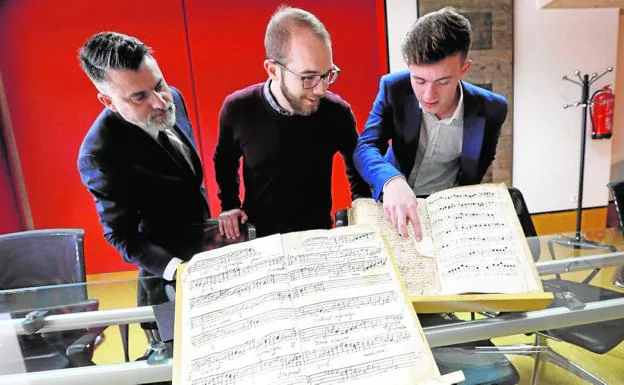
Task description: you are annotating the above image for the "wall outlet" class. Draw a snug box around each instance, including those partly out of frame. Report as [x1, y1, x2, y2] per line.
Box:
[571, 194, 578, 204]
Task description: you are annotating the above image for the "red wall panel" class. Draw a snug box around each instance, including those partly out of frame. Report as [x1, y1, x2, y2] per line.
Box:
[185, 0, 388, 218]
[0, 0, 387, 274]
[0, 0, 196, 273]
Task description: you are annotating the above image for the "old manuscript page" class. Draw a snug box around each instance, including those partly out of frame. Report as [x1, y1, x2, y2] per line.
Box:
[178, 225, 439, 385]
[426, 184, 542, 295]
[350, 199, 440, 296]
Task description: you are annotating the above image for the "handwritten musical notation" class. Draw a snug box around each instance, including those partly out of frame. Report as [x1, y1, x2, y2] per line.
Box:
[348, 184, 543, 297]
[305, 353, 419, 385]
[426, 184, 541, 295]
[349, 198, 441, 296]
[179, 227, 440, 385]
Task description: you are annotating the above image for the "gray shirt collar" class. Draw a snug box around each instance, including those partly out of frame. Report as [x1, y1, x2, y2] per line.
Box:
[263, 79, 294, 116]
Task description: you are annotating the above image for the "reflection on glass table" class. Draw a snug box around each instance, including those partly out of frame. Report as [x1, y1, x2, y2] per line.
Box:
[0, 276, 165, 374]
[473, 227, 624, 385]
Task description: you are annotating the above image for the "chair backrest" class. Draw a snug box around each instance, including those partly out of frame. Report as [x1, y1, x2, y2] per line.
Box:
[508, 187, 537, 237]
[508, 187, 540, 260]
[0, 229, 88, 311]
[0, 229, 86, 289]
[201, 219, 257, 251]
[607, 180, 624, 230]
[0, 229, 101, 372]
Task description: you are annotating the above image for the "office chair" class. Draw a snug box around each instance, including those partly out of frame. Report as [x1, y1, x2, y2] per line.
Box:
[0, 229, 106, 371]
[334, 206, 520, 385]
[502, 186, 624, 385]
[607, 179, 624, 288]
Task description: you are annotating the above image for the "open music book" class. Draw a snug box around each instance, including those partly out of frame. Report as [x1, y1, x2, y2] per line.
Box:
[349, 183, 552, 312]
[174, 225, 463, 385]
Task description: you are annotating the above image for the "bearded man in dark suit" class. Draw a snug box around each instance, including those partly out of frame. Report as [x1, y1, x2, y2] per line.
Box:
[77, 32, 210, 306]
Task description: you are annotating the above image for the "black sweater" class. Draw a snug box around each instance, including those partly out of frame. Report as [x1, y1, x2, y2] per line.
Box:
[214, 83, 371, 236]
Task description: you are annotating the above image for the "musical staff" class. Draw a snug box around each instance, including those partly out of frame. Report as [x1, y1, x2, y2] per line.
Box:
[305, 353, 419, 385]
[190, 291, 292, 329]
[189, 256, 284, 289]
[293, 291, 396, 318]
[190, 328, 298, 372]
[287, 258, 387, 280]
[299, 315, 405, 341]
[186, 247, 262, 274]
[189, 274, 289, 309]
[302, 331, 411, 364]
[190, 308, 294, 348]
[290, 274, 392, 298]
[192, 353, 302, 385]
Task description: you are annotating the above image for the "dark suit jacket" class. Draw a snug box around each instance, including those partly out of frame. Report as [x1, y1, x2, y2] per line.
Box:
[354, 70, 508, 200]
[78, 87, 210, 304]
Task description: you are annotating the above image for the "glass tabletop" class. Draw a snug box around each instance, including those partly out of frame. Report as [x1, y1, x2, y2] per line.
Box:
[1, 229, 623, 383]
[529, 227, 624, 262]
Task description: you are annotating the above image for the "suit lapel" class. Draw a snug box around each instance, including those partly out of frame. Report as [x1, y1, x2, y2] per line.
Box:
[460, 82, 485, 184]
[172, 97, 204, 183]
[401, 92, 422, 175]
[114, 109, 200, 184]
[171, 124, 203, 182]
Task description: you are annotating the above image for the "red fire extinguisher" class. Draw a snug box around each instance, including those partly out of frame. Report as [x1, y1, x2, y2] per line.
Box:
[591, 85, 614, 139]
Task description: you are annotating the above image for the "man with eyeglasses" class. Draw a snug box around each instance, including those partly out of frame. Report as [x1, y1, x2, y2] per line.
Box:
[214, 6, 370, 238]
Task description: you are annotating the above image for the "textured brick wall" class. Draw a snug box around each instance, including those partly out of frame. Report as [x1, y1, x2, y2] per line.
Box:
[419, 0, 514, 185]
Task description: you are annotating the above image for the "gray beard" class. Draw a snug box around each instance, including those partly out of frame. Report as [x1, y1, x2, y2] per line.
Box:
[142, 102, 177, 131]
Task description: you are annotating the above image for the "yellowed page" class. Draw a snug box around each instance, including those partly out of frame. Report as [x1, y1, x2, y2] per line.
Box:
[426, 183, 541, 295]
[350, 198, 441, 296]
[178, 226, 440, 385]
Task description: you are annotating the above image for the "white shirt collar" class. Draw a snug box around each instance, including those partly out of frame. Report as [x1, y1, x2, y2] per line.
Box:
[422, 81, 464, 124]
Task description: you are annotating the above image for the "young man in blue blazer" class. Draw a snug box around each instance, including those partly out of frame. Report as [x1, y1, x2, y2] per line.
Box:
[354, 8, 508, 241]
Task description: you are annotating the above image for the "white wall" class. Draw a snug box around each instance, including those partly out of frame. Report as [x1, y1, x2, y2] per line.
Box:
[386, 1, 619, 213]
[514, 3, 618, 213]
[386, 0, 416, 72]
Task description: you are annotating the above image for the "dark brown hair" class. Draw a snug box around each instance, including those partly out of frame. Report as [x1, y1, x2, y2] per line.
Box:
[401, 7, 472, 65]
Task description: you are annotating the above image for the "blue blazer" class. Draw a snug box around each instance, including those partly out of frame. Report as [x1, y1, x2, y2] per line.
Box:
[354, 70, 508, 200]
[78, 87, 210, 282]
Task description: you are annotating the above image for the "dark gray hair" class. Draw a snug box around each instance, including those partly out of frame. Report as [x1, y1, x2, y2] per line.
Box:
[79, 31, 152, 85]
[401, 7, 472, 65]
[264, 6, 331, 63]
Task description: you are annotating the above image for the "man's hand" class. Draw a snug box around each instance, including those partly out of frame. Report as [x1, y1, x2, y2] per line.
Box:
[218, 209, 248, 240]
[382, 178, 422, 241]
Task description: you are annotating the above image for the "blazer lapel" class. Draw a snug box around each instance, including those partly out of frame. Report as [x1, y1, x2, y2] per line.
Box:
[460, 82, 485, 184]
[401, 92, 422, 175]
[172, 124, 203, 182]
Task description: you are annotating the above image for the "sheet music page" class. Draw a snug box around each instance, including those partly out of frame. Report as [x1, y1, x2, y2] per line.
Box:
[179, 226, 439, 385]
[425, 183, 541, 295]
[350, 199, 441, 296]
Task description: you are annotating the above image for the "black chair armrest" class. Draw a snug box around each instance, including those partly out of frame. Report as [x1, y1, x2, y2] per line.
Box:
[65, 326, 106, 366]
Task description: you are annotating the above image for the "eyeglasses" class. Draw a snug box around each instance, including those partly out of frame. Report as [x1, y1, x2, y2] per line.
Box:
[272, 60, 341, 89]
